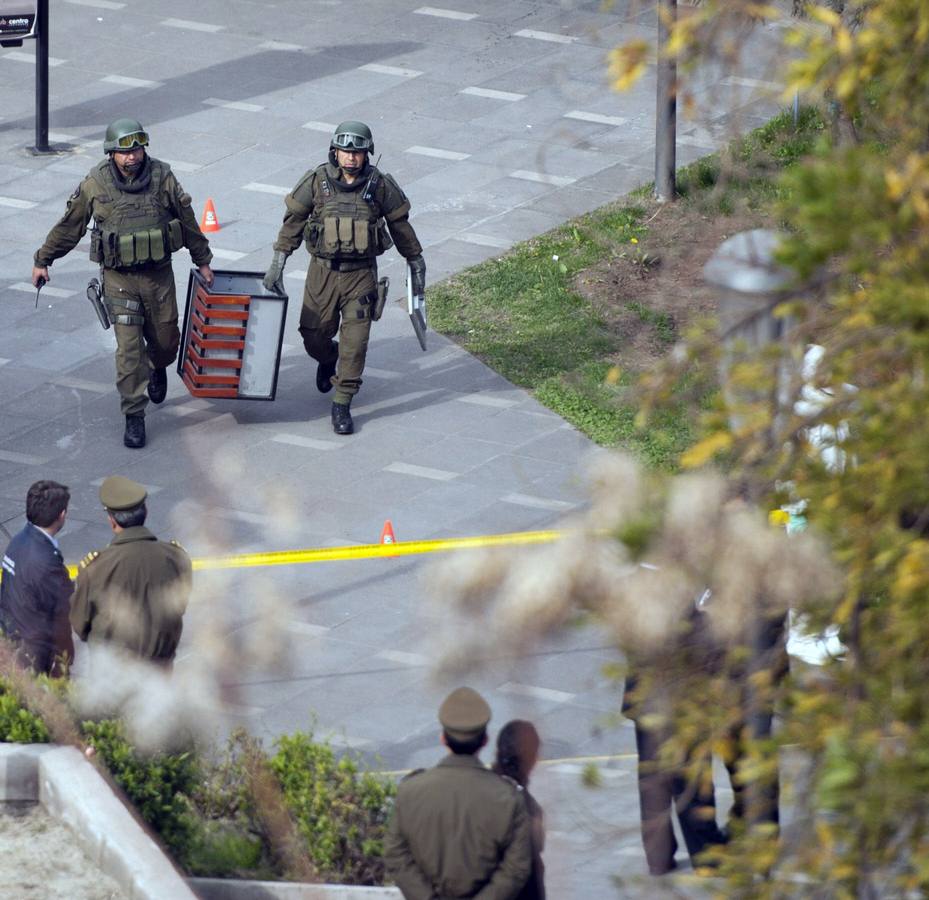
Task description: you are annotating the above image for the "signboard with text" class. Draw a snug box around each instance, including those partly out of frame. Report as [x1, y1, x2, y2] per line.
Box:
[0, 2, 37, 41]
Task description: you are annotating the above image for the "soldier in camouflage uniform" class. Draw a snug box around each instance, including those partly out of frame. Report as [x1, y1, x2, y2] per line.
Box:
[262, 121, 425, 435]
[31, 118, 214, 449]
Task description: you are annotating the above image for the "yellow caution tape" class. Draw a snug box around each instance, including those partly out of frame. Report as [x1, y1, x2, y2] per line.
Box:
[190, 529, 562, 572]
[57, 529, 562, 580]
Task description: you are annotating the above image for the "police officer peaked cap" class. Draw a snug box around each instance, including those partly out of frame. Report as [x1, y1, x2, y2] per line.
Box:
[99, 475, 147, 511]
[439, 687, 491, 741]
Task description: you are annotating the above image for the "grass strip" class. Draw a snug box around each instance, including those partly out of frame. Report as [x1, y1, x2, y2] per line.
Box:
[428, 107, 827, 470]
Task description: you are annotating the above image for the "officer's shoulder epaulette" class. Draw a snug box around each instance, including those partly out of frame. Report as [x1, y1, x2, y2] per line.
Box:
[169, 539, 185, 550]
[78, 550, 100, 571]
[497, 773, 524, 791]
[401, 768, 425, 782]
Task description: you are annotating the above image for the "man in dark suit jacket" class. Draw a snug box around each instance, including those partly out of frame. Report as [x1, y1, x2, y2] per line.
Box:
[0, 481, 74, 676]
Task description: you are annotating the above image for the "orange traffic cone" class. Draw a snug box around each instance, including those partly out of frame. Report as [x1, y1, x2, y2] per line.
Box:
[200, 198, 220, 233]
[380, 520, 396, 544]
[380, 519, 397, 557]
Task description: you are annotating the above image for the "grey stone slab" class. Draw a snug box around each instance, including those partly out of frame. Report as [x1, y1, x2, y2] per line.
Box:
[524, 184, 620, 220]
[443, 500, 564, 537]
[0, 380, 112, 423]
[0, 413, 45, 442]
[573, 162, 653, 201]
[12, 334, 105, 373]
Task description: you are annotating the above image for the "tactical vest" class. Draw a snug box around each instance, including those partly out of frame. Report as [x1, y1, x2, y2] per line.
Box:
[87, 158, 184, 268]
[302, 165, 393, 262]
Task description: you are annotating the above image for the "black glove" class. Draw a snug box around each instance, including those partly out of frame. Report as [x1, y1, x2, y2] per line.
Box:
[408, 255, 426, 298]
[262, 250, 287, 293]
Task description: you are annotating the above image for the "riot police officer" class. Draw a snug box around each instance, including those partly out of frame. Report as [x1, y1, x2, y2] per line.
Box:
[262, 121, 426, 435]
[31, 118, 214, 449]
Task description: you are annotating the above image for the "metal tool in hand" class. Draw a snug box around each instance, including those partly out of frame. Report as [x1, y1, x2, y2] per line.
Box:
[34, 276, 46, 309]
[407, 264, 427, 352]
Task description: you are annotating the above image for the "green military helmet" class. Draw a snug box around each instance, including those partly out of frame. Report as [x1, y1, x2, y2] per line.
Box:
[329, 120, 373, 166]
[103, 118, 150, 154]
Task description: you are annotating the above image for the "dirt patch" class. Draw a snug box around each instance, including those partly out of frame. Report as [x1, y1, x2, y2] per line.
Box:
[575, 200, 771, 372]
[0, 802, 125, 899]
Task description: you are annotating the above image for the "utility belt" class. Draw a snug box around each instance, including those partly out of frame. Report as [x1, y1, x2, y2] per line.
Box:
[90, 219, 183, 269]
[313, 257, 374, 272]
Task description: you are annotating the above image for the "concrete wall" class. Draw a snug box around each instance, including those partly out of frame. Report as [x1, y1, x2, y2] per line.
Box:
[0, 743, 402, 900]
[189, 879, 401, 899]
[0, 742, 198, 900]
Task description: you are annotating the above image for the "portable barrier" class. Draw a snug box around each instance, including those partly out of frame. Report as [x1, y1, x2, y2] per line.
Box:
[177, 269, 288, 401]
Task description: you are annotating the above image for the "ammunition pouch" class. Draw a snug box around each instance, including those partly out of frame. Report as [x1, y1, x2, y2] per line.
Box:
[304, 216, 391, 261]
[371, 276, 389, 322]
[99, 218, 183, 268]
[89, 228, 104, 264]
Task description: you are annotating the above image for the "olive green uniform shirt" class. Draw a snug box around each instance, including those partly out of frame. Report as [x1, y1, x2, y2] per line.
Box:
[272, 162, 422, 260]
[384, 754, 532, 900]
[34, 155, 213, 269]
[70, 526, 192, 663]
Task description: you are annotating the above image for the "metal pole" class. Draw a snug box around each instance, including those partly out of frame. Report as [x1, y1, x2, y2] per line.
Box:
[34, 0, 49, 152]
[793, 89, 800, 127]
[655, 0, 677, 202]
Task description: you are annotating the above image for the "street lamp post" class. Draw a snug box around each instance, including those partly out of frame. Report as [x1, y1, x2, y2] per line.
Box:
[655, 0, 677, 202]
[704, 228, 798, 437]
[704, 228, 801, 830]
[35, 0, 49, 152]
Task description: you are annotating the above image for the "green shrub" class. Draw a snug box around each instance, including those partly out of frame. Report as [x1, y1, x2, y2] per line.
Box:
[191, 728, 262, 823]
[0, 696, 395, 884]
[81, 719, 199, 862]
[186, 820, 267, 878]
[270, 732, 395, 885]
[187, 728, 276, 878]
[0, 678, 49, 743]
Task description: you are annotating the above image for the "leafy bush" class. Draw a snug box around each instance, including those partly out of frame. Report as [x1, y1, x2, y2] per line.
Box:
[1, 698, 396, 885]
[186, 728, 276, 878]
[81, 718, 199, 862]
[186, 820, 266, 878]
[0, 679, 49, 743]
[270, 731, 395, 885]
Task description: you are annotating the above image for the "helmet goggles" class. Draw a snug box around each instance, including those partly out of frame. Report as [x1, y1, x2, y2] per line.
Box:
[114, 131, 149, 151]
[331, 131, 372, 152]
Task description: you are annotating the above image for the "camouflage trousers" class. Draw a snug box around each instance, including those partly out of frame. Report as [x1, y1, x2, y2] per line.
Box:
[298, 258, 377, 406]
[103, 262, 180, 417]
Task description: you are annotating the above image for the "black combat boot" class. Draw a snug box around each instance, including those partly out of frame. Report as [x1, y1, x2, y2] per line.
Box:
[331, 402, 353, 435]
[124, 414, 146, 449]
[316, 359, 336, 393]
[147, 366, 168, 404]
